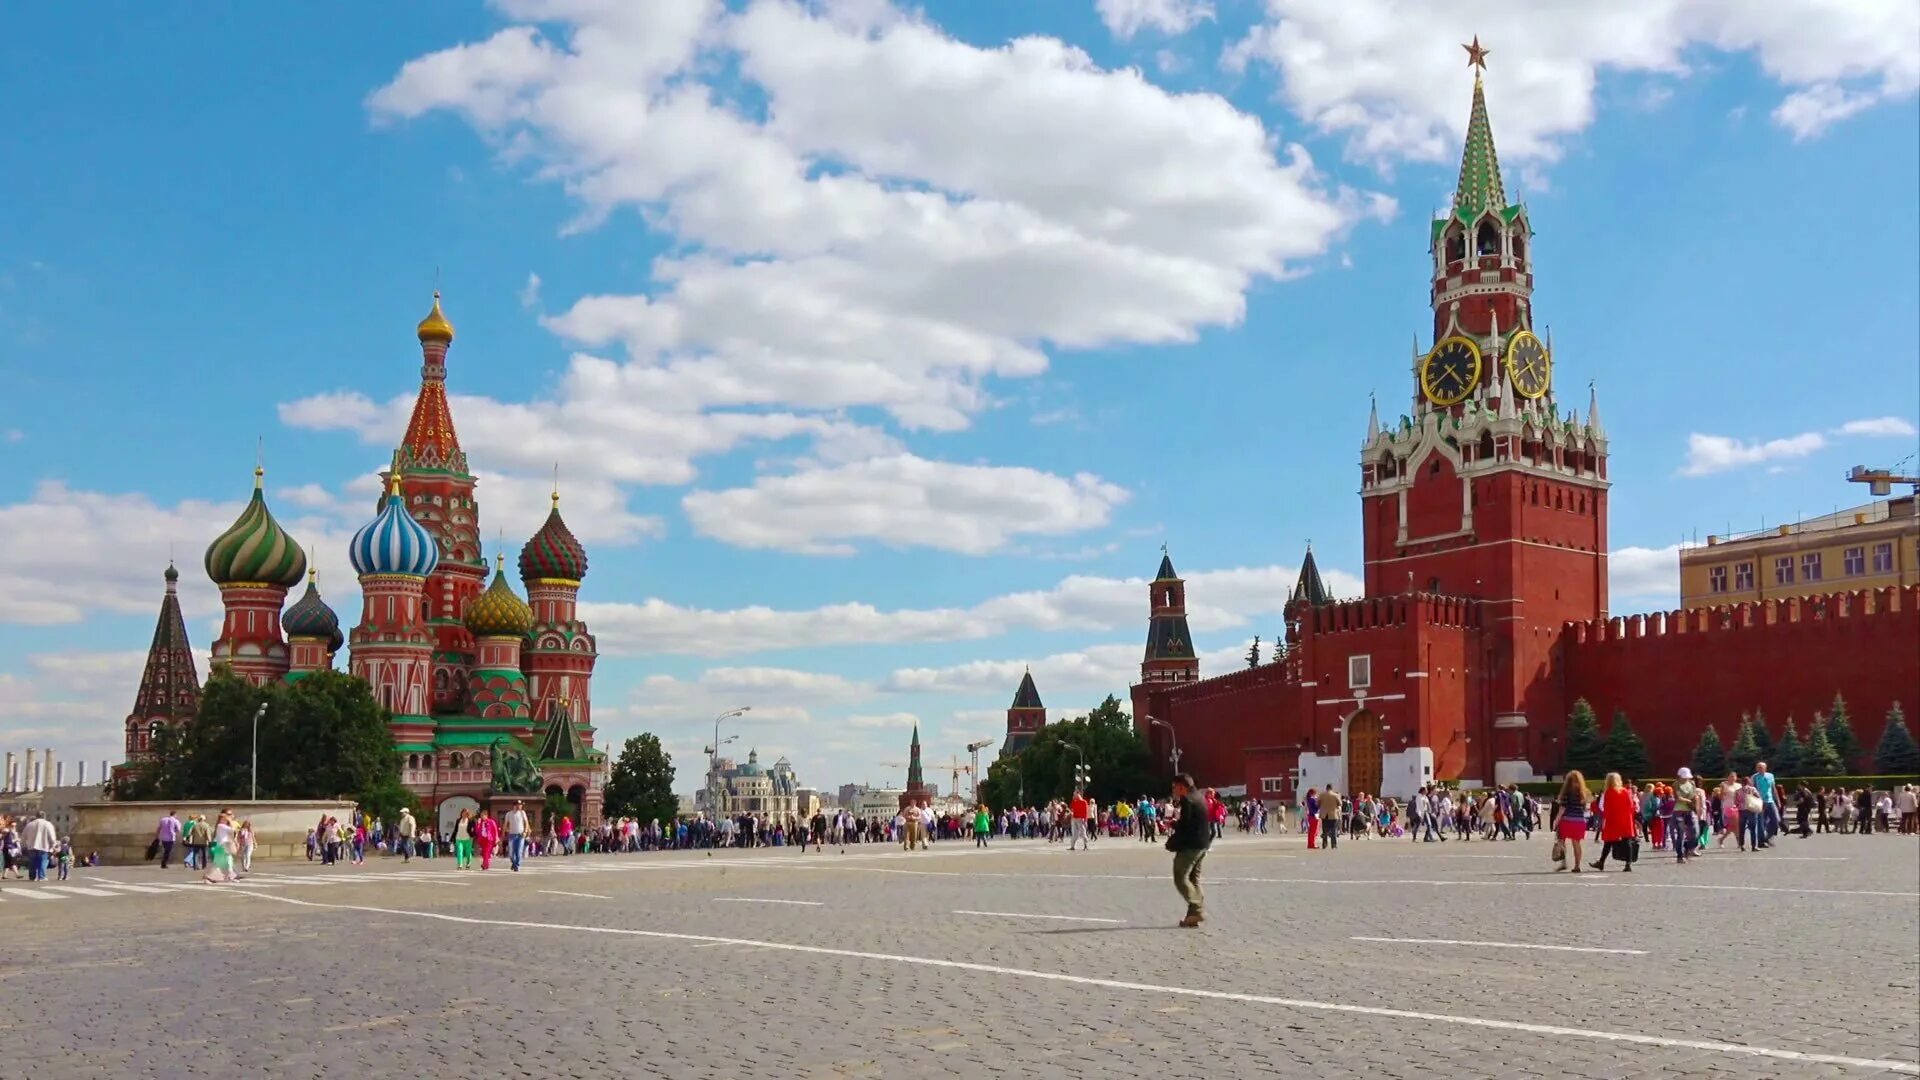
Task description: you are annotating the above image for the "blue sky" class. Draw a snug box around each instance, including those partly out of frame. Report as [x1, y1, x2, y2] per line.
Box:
[2, 0, 1915, 795]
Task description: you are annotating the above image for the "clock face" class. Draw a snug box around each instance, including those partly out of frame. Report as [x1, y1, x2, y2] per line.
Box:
[1505, 330, 1551, 399]
[1420, 336, 1483, 406]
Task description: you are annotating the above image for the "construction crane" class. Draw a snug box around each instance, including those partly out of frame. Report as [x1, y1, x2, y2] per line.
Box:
[1847, 462, 1919, 497]
[941, 754, 974, 805]
[966, 739, 995, 804]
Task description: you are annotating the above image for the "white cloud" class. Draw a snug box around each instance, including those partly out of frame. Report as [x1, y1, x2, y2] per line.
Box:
[580, 559, 1361, 657]
[366, 0, 1388, 442]
[1681, 431, 1826, 476]
[1225, 1, 1919, 164]
[518, 272, 543, 310]
[1681, 416, 1918, 476]
[846, 712, 920, 730]
[1611, 544, 1679, 602]
[682, 453, 1131, 555]
[1834, 416, 1918, 438]
[0, 649, 213, 783]
[1097, 0, 1215, 40]
[3, 428, 22, 444]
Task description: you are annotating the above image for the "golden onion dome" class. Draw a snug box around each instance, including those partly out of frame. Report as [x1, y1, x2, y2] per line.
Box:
[416, 291, 455, 344]
[465, 555, 534, 638]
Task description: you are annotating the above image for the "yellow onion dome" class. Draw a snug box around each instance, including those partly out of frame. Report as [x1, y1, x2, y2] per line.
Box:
[204, 467, 308, 588]
[464, 555, 534, 637]
[416, 291, 455, 344]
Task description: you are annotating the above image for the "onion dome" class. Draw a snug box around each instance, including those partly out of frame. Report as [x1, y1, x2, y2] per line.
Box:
[283, 567, 345, 653]
[518, 489, 588, 584]
[416, 290, 454, 344]
[465, 555, 534, 637]
[205, 466, 308, 587]
[349, 472, 441, 578]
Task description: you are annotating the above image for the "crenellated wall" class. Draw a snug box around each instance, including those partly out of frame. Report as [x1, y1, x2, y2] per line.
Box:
[1562, 586, 1920, 774]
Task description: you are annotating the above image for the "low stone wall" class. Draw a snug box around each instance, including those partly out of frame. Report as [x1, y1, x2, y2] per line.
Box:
[71, 800, 359, 865]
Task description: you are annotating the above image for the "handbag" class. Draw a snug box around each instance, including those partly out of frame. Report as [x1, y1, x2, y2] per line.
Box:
[1744, 795, 1763, 814]
[145, 839, 161, 862]
[1550, 838, 1566, 863]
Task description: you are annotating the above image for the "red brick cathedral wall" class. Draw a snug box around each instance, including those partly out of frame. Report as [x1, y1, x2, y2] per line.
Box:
[1561, 587, 1920, 776]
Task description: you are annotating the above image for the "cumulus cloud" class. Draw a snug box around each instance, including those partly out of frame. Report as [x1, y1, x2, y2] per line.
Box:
[1610, 544, 1680, 604]
[1225, 1, 1918, 165]
[579, 559, 1364, 657]
[518, 272, 543, 310]
[1681, 416, 1917, 476]
[365, 0, 1388, 445]
[1097, 0, 1215, 40]
[682, 454, 1130, 556]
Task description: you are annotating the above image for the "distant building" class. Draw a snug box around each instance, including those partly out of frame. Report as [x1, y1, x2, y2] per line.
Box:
[1681, 496, 1920, 609]
[0, 785, 108, 842]
[1002, 669, 1047, 755]
[853, 787, 907, 819]
[708, 749, 800, 817]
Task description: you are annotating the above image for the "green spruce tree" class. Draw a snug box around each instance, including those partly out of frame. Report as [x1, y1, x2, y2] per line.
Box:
[1562, 698, 1606, 778]
[1772, 716, 1805, 777]
[1748, 709, 1775, 765]
[1802, 722, 1845, 777]
[1246, 636, 1262, 669]
[1874, 702, 1920, 774]
[1601, 709, 1651, 780]
[1824, 694, 1863, 772]
[1689, 725, 1728, 780]
[1727, 714, 1761, 777]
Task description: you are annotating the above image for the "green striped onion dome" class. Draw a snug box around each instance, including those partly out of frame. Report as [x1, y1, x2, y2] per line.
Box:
[204, 467, 308, 587]
[465, 556, 534, 637]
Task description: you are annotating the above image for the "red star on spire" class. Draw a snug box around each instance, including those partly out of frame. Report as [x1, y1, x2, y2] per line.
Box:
[1463, 36, 1490, 71]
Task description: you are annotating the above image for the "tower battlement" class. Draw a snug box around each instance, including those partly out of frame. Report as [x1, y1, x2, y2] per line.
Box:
[1564, 585, 1915, 644]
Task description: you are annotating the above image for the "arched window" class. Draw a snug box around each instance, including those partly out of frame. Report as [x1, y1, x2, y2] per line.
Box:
[450, 752, 465, 769]
[1476, 221, 1499, 256]
[1512, 233, 1526, 262]
[1444, 225, 1466, 264]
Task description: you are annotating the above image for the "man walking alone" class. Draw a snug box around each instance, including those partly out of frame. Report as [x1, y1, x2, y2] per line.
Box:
[1068, 789, 1091, 851]
[396, 807, 417, 863]
[504, 801, 530, 871]
[1166, 773, 1212, 928]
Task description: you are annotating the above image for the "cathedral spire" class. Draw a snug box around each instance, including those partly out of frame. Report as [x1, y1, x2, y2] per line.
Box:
[907, 723, 924, 788]
[400, 291, 467, 473]
[1452, 39, 1507, 218]
[124, 563, 202, 762]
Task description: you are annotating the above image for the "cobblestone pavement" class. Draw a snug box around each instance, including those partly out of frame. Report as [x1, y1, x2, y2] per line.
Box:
[6, 831, 1916, 1078]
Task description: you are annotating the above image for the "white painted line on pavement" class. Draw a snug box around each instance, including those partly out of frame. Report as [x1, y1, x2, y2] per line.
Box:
[86, 882, 175, 894]
[39, 886, 118, 898]
[717, 897, 823, 906]
[9, 890, 57, 900]
[1353, 937, 1646, 956]
[229, 891, 1919, 1075]
[537, 889, 611, 900]
[953, 910, 1125, 924]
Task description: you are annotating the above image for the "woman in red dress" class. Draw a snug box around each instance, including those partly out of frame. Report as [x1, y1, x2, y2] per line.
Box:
[1551, 770, 1591, 872]
[1590, 772, 1638, 873]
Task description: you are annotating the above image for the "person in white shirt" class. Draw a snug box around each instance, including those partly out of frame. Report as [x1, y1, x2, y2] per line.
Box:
[397, 808, 417, 863]
[503, 801, 531, 871]
[19, 812, 58, 882]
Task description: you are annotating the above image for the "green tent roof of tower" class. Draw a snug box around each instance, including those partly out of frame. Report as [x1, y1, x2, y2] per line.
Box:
[1154, 552, 1179, 581]
[1291, 545, 1333, 607]
[1011, 669, 1043, 709]
[536, 699, 594, 763]
[1431, 72, 1528, 245]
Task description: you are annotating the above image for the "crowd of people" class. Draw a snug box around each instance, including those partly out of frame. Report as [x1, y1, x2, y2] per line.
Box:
[0, 811, 91, 883]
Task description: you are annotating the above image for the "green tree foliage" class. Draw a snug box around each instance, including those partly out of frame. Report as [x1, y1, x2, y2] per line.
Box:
[1823, 694, 1863, 772]
[543, 790, 574, 825]
[603, 733, 679, 824]
[113, 670, 403, 808]
[1772, 716, 1805, 777]
[1801, 723, 1845, 777]
[1561, 699, 1606, 779]
[978, 694, 1152, 810]
[1600, 709, 1650, 780]
[1689, 725, 1728, 780]
[1727, 715, 1761, 777]
[1748, 709, 1774, 764]
[1245, 636, 1262, 668]
[1873, 702, 1920, 774]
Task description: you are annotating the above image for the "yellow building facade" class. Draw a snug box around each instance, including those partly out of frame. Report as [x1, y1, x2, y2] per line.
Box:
[1680, 496, 1920, 610]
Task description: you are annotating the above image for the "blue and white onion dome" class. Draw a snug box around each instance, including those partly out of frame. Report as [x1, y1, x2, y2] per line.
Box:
[349, 471, 440, 578]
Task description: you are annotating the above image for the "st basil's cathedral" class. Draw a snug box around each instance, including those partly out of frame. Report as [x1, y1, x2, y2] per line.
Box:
[117, 295, 605, 832]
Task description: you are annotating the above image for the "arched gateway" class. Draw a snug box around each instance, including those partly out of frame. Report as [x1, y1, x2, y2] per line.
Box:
[1345, 710, 1383, 798]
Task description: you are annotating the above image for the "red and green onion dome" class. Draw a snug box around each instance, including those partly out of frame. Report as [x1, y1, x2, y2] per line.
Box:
[283, 569, 345, 652]
[465, 556, 534, 637]
[518, 491, 588, 585]
[204, 466, 308, 588]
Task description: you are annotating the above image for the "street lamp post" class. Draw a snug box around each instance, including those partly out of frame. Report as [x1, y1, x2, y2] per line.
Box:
[1147, 715, 1181, 775]
[706, 706, 750, 819]
[250, 703, 268, 802]
[1059, 740, 1089, 794]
